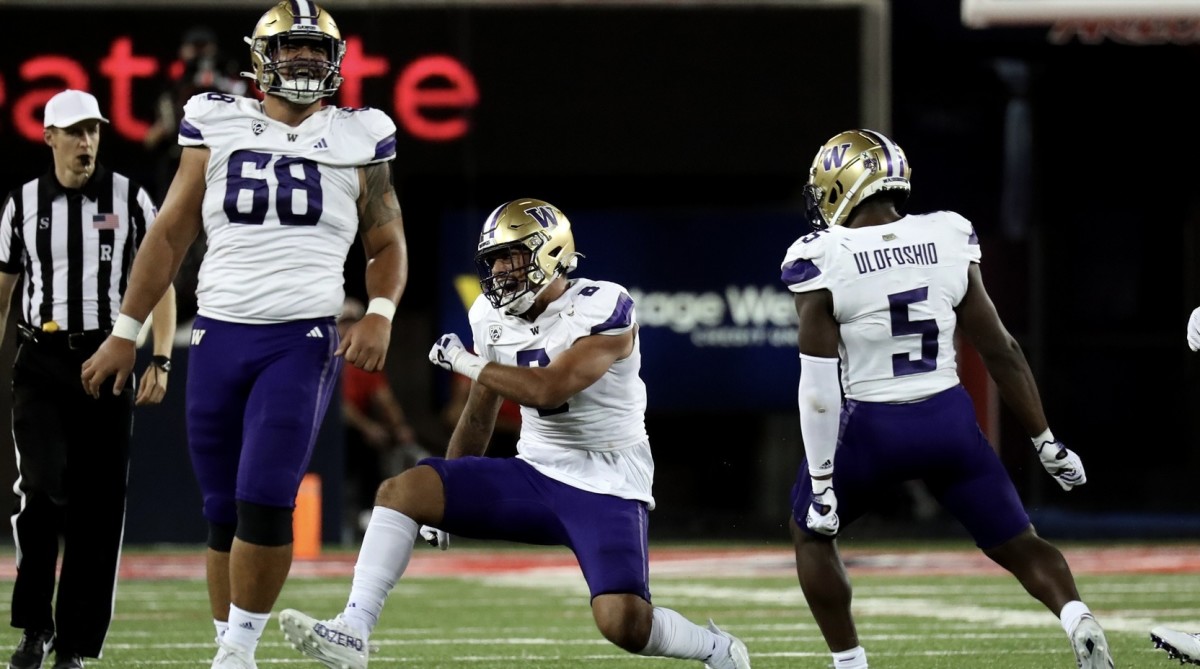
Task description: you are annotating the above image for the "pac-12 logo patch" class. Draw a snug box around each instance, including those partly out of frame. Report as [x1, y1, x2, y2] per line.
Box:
[489, 324, 503, 343]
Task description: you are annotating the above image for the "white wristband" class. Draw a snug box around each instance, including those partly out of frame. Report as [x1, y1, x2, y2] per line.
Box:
[111, 313, 144, 341]
[366, 297, 397, 322]
[453, 353, 487, 382]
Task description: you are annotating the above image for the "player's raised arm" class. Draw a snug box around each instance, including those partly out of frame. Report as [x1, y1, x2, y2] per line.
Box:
[434, 329, 633, 410]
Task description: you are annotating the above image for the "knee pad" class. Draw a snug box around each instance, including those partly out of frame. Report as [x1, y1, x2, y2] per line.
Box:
[207, 521, 236, 552]
[235, 500, 294, 547]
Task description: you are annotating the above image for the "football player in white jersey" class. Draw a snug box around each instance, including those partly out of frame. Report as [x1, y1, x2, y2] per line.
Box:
[277, 199, 750, 669]
[1147, 311, 1200, 663]
[80, 2, 408, 668]
[781, 130, 1113, 669]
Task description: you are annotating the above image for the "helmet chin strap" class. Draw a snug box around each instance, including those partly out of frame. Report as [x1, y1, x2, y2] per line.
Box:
[503, 268, 563, 316]
[828, 157, 876, 227]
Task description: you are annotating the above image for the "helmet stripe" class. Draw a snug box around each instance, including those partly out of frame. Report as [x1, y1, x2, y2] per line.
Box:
[480, 202, 510, 241]
[291, 0, 315, 25]
[864, 128, 902, 177]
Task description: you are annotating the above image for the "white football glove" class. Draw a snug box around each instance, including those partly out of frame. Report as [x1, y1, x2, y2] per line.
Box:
[428, 333, 486, 381]
[429, 333, 468, 371]
[419, 525, 449, 550]
[1036, 439, 1087, 491]
[1188, 306, 1200, 352]
[805, 486, 840, 536]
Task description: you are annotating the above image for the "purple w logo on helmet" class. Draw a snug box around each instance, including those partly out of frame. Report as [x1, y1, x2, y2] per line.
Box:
[822, 143, 852, 170]
[525, 206, 558, 229]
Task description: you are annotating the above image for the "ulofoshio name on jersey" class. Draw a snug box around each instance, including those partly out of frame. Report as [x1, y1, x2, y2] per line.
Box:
[853, 241, 938, 275]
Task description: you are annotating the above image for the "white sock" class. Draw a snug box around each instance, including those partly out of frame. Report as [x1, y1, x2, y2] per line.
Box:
[342, 506, 419, 634]
[1060, 600, 1092, 635]
[637, 607, 729, 662]
[213, 619, 228, 644]
[832, 645, 868, 668]
[223, 605, 270, 653]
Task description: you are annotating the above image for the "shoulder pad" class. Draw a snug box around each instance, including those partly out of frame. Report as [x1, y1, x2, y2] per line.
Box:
[570, 280, 635, 335]
[921, 210, 981, 263]
[780, 229, 834, 293]
[334, 107, 397, 163]
[179, 93, 256, 147]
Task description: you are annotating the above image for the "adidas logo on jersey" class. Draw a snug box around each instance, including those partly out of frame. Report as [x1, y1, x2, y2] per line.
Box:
[306, 327, 324, 338]
[313, 137, 328, 149]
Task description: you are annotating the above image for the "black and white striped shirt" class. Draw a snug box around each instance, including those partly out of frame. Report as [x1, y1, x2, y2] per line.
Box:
[0, 164, 156, 332]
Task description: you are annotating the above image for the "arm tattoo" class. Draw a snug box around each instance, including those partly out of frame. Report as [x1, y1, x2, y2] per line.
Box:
[359, 162, 403, 231]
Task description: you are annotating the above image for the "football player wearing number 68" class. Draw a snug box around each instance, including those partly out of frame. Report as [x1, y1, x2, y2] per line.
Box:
[781, 129, 1113, 669]
[278, 199, 751, 669]
[80, 2, 407, 668]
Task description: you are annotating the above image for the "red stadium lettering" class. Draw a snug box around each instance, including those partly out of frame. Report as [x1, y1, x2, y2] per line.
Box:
[338, 37, 389, 110]
[3, 37, 477, 144]
[395, 55, 478, 142]
[99, 37, 158, 141]
[13, 56, 90, 141]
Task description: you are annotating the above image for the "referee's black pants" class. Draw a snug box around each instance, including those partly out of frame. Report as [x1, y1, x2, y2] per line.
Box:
[9, 338, 133, 659]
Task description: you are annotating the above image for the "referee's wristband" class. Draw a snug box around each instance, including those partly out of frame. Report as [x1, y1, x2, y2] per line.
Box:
[366, 297, 397, 322]
[111, 313, 144, 341]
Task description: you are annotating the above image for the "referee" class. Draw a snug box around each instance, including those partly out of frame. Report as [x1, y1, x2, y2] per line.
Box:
[0, 89, 177, 669]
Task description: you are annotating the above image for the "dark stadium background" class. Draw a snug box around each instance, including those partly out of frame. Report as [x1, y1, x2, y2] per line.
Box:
[0, 0, 1197, 545]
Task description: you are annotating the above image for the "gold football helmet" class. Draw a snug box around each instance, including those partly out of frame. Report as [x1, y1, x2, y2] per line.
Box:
[803, 129, 911, 229]
[475, 199, 579, 315]
[243, 1, 345, 104]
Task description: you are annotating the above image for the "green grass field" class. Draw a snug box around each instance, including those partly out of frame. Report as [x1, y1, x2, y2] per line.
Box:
[3, 541, 1198, 667]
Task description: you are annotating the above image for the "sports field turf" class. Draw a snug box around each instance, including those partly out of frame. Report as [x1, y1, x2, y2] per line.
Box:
[2, 541, 1198, 667]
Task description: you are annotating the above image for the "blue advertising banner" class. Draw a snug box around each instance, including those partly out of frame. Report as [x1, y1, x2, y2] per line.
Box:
[438, 207, 809, 411]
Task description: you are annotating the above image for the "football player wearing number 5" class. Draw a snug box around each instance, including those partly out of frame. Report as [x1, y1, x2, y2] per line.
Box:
[782, 130, 1113, 669]
[279, 199, 750, 669]
[80, 2, 407, 668]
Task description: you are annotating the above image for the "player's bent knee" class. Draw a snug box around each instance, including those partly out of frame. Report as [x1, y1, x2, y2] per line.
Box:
[235, 500, 293, 547]
[208, 521, 236, 552]
[592, 594, 652, 653]
[376, 464, 444, 519]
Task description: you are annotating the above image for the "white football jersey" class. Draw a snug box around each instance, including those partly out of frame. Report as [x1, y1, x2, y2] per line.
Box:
[468, 278, 654, 507]
[781, 211, 982, 403]
[179, 93, 397, 323]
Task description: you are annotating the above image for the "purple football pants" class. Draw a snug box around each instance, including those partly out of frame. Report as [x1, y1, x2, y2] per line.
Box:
[422, 456, 652, 601]
[186, 315, 342, 524]
[792, 384, 1030, 548]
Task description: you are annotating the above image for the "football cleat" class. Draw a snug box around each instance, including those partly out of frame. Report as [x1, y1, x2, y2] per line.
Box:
[1070, 614, 1114, 669]
[703, 619, 750, 669]
[279, 609, 368, 669]
[1151, 626, 1200, 665]
[210, 640, 256, 669]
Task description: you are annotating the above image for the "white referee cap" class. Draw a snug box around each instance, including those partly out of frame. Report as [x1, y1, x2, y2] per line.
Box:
[43, 89, 109, 129]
